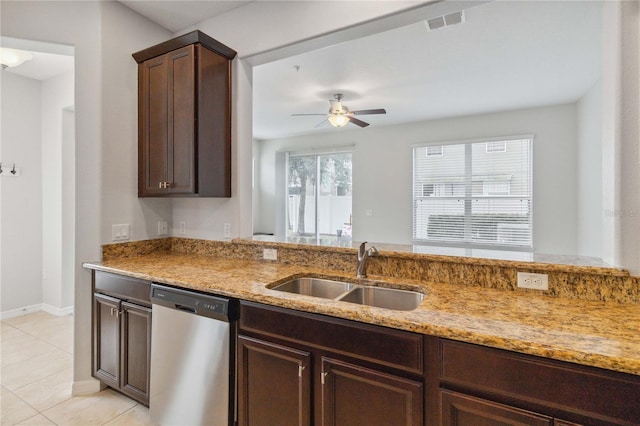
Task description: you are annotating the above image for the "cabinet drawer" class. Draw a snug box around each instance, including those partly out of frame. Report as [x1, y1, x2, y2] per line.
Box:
[441, 390, 552, 426]
[440, 339, 640, 424]
[94, 271, 151, 306]
[239, 301, 423, 374]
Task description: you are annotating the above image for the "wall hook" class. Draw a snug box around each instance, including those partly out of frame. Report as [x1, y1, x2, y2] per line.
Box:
[11, 163, 16, 175]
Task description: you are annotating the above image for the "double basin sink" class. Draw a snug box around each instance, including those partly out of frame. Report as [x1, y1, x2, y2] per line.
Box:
[270, 277, 424, 311]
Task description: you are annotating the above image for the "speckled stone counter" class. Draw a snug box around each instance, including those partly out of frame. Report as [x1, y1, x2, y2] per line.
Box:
[84, 250, 640, 377]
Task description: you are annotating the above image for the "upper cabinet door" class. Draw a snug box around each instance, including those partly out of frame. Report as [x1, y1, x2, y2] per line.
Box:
[139, 54, 168, 196]
[166, 45, 195, 195]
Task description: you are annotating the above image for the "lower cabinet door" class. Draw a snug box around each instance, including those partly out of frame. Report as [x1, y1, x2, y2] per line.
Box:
[121, 301, 152, 405]
[321, 357, 423, 426]
[441, 390, 553, 426]
[94, 293, 121, 389]
[237, 335, 312, 426]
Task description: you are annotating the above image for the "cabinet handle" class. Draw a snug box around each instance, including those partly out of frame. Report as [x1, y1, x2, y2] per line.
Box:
[298, 365, 306, 377]
[321, 371, 328, 385]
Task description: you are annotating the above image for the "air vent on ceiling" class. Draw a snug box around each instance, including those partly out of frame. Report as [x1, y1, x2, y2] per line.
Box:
[425, 10, 465, 31]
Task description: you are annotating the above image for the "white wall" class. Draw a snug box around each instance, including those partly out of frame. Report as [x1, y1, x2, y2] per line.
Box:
[100, 1, 172, 245]
[62, 108, 75, 308]
[256, 103, 579, 255]
[577, 80, 603, 258]
[618, 0, 640, 273]
[0, 72, 43, 312]
[41, 70, 74, 312]
[172, 1, 424, 241]
[0, 0, 171, 392]
[2, 0, 103, 391]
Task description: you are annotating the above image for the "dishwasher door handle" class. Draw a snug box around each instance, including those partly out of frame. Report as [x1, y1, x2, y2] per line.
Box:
[175, 304, 196, 314]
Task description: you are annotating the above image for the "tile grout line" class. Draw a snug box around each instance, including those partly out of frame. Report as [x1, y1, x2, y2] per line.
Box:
[3, 312, 142, 426]
[2, 318, 69, 425]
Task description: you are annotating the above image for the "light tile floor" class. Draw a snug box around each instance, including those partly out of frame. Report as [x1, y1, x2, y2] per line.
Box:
[1, 311, 154, 425]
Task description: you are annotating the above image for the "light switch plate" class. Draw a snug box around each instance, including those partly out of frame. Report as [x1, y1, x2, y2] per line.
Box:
[158, 221, 168, 236]
[112, 224, 130, 241]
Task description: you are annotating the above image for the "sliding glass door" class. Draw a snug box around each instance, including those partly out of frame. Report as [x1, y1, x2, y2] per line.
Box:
[286, 152, 352, 240]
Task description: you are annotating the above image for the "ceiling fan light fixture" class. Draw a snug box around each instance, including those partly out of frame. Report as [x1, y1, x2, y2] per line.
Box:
[0, 47, 33, 70]
[328, 113, 350, 127]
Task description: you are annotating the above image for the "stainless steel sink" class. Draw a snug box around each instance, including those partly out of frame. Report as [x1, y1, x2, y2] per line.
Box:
[338, 286, 424, 311]
[271, 276, 424, 311]
[270, 277, 355, 299]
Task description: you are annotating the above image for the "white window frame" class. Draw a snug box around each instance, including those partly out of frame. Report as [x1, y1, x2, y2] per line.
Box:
[426, 145, 443, 157]
[486, 141, 507, 153]
[412, 136, 533, 250]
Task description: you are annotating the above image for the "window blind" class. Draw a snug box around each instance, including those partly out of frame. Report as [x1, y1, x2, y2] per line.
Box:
[413, 137, 532, 248]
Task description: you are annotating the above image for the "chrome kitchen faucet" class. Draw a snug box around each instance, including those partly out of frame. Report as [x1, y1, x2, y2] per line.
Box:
[357, 242, 379, 278]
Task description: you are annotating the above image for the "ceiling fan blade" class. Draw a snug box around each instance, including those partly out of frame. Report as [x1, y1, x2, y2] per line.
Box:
[314, 119, 330, 128]
[351, 108, 387, 115]
[348, 116, 369, 127]
[292, 113, 327, 116]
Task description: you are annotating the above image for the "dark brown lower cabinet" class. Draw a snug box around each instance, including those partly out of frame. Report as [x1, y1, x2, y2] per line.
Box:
[321, 358, 423, 426]
[237, 335, 311, 426]
[441, 390, 552, 426]
[94, 294, 121, 389]
[120, 301, 152, 403]
[92, 271, 152, 405]
[435, 339, 640, 426]
[237, 301, 424, 426]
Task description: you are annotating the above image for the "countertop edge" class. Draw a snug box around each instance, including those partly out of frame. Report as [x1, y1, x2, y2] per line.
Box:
[83, 260, 640, 377]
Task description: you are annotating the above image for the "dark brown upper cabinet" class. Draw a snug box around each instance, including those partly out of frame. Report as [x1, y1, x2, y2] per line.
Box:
[133, 31, 236, 197]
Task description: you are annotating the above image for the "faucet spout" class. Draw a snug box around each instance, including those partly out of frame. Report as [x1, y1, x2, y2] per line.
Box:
[356, 242, 379, 278]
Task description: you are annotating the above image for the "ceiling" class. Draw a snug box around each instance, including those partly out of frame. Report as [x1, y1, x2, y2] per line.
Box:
[4, 1, 602, 141]
[3, 50, 74, 81]
[253, 0, 602, 140]
[119, 0, 253, 33]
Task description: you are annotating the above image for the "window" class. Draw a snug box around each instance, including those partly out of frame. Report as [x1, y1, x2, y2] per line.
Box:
[426, 145, 443, 157]
[286, 152, 352, 240]
[413, 137, 532, 248]
[486, 141, 507, 153]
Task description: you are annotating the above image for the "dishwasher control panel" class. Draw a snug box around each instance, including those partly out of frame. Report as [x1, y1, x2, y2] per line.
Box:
[150, 284, 232, 321]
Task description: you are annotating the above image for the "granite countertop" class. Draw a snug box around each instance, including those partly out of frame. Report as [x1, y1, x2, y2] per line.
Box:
[84, 251, 640, 377]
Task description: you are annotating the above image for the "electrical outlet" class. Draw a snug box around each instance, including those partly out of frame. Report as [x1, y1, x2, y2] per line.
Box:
[180, 221, 186, 234]
[112, 224, 130, 242]
[517, 272, 548, 290]
[157, 220, 168, 236]
[263, 248, 278, 261]
[224, 223, 232, 239]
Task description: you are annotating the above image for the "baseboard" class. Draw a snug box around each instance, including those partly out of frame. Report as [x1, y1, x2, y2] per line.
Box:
[42, 304, 74, 317]
[0, 304, 43, 320]
[72, 378, 103, 396]
[1, 303, 74, 320]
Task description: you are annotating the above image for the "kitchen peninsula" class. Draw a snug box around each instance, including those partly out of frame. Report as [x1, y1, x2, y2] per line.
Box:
[84, 237, 640, 426]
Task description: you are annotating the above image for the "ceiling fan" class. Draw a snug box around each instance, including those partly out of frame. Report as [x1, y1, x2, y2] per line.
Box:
[292, 93, 387, 128]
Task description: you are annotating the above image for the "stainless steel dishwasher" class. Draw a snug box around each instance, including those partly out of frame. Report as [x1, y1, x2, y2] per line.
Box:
[149, 284, 237, 426]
